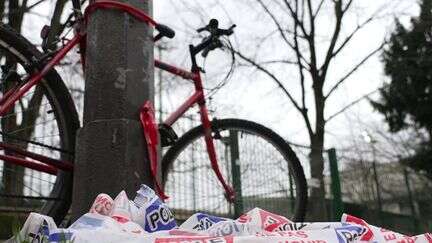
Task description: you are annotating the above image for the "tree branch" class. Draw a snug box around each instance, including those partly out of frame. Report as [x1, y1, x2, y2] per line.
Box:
[291, 1, 314, 137]
[18, 0, 29, 22]
[331, 16, 375, 58]
[46, 0, 68, 50]
[232, 48, 302, 112]
[257, 59, 298, 65]
[320, 0, 344, 79]
[282, 0, 309, 37]
[326, 88, 379, 122]
[6, 0, 49, 16]
[293, 2, 307, 111]
[325, 43, 384, 99]
[8, 0, 21, 31]
[26, 0, 48, 11]
[233, 48, 314, 136]
[0, 0, 5, 21]
[313, 0, 325, 17]
[342, 0, 354, 14]
[255, 0, 310, 67]
[305, 0, 318, 78]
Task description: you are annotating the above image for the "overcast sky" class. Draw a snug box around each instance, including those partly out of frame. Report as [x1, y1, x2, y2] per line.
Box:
[19, 0, 420, 177]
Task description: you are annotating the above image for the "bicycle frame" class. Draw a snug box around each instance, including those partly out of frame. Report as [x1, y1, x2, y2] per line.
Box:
[145, 60, 234, 201]
[0, 1, 235, 201]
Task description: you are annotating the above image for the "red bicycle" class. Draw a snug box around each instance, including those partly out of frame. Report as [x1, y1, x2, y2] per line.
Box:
[0, 0, 307, 224]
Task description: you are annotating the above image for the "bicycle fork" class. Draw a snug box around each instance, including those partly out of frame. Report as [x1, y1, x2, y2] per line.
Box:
[198, 102, 236, 203]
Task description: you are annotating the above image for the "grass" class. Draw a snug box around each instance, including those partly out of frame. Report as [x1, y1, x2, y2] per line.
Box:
[0, 214, 24, 240]
[7, 217, 74, 243]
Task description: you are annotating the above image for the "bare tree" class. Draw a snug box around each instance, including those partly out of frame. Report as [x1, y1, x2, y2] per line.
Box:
[224, 0, 389, 220]
[159, 0, 398, 220]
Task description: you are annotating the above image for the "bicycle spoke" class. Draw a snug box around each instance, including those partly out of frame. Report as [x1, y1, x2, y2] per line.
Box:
[0, 166, 56, 185]
[0, 102, 51, 120]
[0, 169, 52, 198]
[7, 118, 56, 135]
[31, 133, 61, 140]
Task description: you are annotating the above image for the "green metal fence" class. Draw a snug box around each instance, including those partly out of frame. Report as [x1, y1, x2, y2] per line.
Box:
[325, 148, 432, 235]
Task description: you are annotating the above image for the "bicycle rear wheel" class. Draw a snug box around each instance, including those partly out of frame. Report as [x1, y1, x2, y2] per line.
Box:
[162, 118, 307, 222]
[0, 24, 79, 224]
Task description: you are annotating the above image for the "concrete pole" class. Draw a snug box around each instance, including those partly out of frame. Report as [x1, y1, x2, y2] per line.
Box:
[71, 0, 154, 220]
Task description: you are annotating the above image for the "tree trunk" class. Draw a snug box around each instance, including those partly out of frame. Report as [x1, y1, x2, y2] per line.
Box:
[307, 80, 328, 221]
[46, 0, 68, 50]
[8, 0, 22, 32]
[308, 137, 327, 221]
[0, 0, 5, 21]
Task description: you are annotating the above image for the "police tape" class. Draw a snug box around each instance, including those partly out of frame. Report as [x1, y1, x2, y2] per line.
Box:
[132, 184, 177, 232]
[6, 185, 432, 243]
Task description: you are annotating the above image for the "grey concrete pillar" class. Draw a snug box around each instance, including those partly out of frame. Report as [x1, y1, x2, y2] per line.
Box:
[71, 0, 154, 220]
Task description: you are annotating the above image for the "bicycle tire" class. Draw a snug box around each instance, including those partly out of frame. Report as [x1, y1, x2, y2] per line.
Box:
[0, 23, 79, 224]
[162, 118, 307, 222]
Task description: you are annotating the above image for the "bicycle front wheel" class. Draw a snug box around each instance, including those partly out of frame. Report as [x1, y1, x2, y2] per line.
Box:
[162, 118, 307, 222]
[0, 24, 79, 224]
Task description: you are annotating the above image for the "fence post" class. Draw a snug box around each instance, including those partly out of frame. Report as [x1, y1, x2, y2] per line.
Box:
[71, 0, 154, 220]
[230, 130, 243, 218]
[403, 167, 420, 232]
[327, 148, 344, 220]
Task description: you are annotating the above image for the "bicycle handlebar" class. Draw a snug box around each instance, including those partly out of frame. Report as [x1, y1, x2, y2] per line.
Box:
[191, 19, 236, 57]
[154, 24, 176, 41]
[155, 24, 175, 39]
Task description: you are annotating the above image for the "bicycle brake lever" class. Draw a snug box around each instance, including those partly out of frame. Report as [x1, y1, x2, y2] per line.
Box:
[197, 27, 207, 33]
[220, 24, 236, 36]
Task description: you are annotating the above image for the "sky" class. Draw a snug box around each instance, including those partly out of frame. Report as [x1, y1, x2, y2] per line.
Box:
[18, 0, 420, 177]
